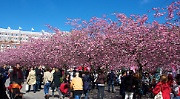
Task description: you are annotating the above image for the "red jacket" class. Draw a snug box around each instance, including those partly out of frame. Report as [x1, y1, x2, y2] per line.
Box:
[153, 82, 171, 99]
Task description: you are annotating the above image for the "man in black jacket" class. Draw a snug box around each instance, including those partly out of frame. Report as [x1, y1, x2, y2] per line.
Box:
[123, 70, 137, 99]
[0, 73, 9, 99]
[35, 66, 43, 90]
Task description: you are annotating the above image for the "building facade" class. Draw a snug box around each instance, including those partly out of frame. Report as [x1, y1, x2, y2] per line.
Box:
[0, 28, 51, 51]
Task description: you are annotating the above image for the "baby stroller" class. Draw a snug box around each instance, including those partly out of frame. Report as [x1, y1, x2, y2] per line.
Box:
[60, 83, 70, 99]
[8, 82, 23, 99]
[8, 88, 23, 99]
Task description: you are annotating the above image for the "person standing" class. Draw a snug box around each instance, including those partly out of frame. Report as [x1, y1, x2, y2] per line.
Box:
[82, 71, 92, 99]
[0, 73, 9, 99]
[96, 70, 106, 99]
[70, 72, 83, 99]
[120, 71, 127, 99]
[107, 70, 115, 93]
[26, 67, 36, 93]
[10, 63, 24, 85]
[142, 72, 150, 96]
[153, 74, 171, 99]
[52, 68, 63, 98]
[173, 74, 180, 99]
[43, 68, 53, 99]
[0, 64, 9, 84]
[123, 70, 137, 99]
[35, 66, 42, 90]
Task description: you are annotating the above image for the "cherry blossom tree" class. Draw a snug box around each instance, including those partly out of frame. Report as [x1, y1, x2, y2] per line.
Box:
[0, 1, 179, 72]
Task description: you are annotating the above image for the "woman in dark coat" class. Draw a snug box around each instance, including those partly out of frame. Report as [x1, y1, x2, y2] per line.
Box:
[52, 68, 62, 98]
[0, 74, 9, 99]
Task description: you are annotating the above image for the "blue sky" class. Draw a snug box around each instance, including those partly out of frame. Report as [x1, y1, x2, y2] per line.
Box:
[0, 0, 175, 32]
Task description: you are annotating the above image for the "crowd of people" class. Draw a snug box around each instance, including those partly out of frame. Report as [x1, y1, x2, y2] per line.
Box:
[0, 63, 180, 99]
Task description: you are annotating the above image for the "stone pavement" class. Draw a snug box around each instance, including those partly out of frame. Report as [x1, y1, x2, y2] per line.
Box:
[5, 79, 152, 99]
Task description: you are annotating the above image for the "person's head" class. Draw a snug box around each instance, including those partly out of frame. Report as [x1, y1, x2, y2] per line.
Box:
[85, 71, 90, 75]
[46, 68, 51, 72]
[129, 70, 134, 75]
[145, 72, 149, 77]
[55, 68, 59, 72]
[66, 73, 70, 78]
[30, 67, 34, 70]
[168, 74, 173, 81]
[3, 64, 7, 68]
[160, 74, 168, 83]
[75, 72, 79, 77]
[122, 71, 127, 76]
[16, 63, 20, 69]
[134, 72, 140, 79]
[38, 65, 42, 69]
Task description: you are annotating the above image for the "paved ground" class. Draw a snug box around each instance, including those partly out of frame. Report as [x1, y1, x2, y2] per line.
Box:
[5, 79, 152, 99]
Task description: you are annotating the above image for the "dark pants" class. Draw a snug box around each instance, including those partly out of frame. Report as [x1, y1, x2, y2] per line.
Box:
[36, 80, 41, 90]
[98, 86, 105, 99]
[108, 80, 114, 92]
[28, 84, 36, 92]
[73, 90, 83, 99]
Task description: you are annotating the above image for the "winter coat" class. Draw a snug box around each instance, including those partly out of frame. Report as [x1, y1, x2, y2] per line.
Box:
[123, 75, 137, 92]
[96, 73, 106, 86]
[153, 81, 171, 99]
[10, 67, 24, 85]
[53, 71, 62, 87]
[83, 75, 92, 91]
[0, 76, 9, 99]
[27, 70, 36, 85]
[107, 72, 115, 81]
[35, 68, 42, 81]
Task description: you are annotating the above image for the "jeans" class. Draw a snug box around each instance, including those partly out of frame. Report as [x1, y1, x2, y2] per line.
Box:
[28, 84, 36, 92]
[174, 96, 180, 99]
[98, 86, 105, 99]
[75, 95, 81, 99]
[108, 80, 114, 92]
[84, 90, 89, 99]
[56, 87, 63, 98]
[125, 92, 134, 99]
[52, 87, 63, 98]
[44, 82, 50, 95]
[74, 90, 83, 99]
[36, 80, 41, 90]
